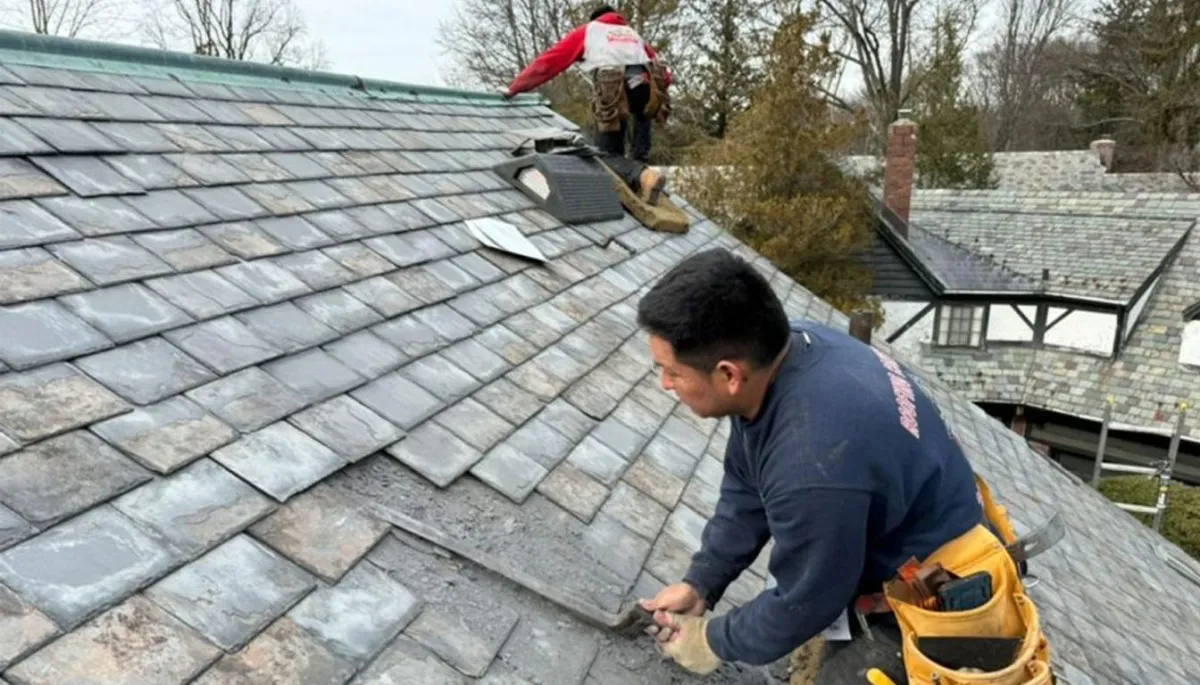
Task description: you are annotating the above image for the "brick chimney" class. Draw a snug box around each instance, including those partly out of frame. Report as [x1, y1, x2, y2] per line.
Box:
[884, 111, 918, 233]
[1090, 137, 1116, 170]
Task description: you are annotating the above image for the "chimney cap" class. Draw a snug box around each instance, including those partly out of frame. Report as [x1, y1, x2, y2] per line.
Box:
[891, 109, 917, 127]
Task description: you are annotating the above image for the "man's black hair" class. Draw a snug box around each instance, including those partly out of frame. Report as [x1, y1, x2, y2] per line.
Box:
[637, 248, 791, 372]
[590, 5, 617, 20]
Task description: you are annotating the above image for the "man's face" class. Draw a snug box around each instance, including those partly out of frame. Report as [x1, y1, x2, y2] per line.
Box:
[648, 335, 742, 418]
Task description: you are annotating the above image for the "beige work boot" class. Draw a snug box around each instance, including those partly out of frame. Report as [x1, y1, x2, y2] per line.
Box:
[638, 167, 665, 206]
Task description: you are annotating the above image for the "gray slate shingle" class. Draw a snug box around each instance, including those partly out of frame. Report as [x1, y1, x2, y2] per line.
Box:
[60, 282, 192, 343]
[0, 300, 112, 370]
[145, 270, 258, 319]
[288, 395, 403, 462]
[164, 316, 283, 374]
[0, 363, 129, 443]
[0, 246, 89, 304]
[186, 367, 306, 433]
[75, 337, 215, 405]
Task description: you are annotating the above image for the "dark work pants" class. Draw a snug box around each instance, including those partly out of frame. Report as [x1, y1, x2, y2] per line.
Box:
[813, 612, 909, 685]
[597, 153, 648, 194]
[595, 82, 653, 162]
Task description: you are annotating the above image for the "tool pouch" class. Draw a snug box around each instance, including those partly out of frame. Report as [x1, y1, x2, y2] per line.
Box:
[645, 61, 671, 123]
[883, 479, 1052, 685]
[592, 67, 629, 133]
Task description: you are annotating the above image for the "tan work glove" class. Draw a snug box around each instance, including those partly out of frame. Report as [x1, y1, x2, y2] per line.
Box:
[652, 610, 722, 675]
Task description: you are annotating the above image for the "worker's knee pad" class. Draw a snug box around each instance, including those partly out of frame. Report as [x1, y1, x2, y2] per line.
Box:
[592, 67, 628, 133]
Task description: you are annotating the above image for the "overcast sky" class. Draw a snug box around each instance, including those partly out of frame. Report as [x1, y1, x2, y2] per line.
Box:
[294, 1, 460, 87]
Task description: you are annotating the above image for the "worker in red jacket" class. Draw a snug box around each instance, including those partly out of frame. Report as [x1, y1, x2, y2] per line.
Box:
[505, 5, 673, 176]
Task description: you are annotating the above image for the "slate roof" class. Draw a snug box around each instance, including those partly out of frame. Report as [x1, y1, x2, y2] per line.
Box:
[0, 31, 1198, 685]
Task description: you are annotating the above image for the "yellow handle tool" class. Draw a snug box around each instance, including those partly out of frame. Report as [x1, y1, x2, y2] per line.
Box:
[866, 668, 898, 685]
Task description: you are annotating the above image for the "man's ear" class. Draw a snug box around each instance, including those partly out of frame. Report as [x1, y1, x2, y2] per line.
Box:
[713, 360, 744, 392]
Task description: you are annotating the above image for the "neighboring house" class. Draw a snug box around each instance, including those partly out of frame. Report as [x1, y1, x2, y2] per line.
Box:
[859, 117, 1200, 486]
[0, 31, 1197, 685]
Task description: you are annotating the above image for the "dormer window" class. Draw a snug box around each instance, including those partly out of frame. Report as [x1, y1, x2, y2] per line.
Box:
[935, 305, 984, 347]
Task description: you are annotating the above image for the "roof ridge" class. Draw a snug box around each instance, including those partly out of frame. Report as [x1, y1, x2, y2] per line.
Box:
[0, 28, 536, 104]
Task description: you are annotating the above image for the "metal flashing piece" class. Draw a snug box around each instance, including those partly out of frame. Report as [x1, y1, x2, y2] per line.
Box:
[465, 217, 547, 263]
[492, 152, 624, 225]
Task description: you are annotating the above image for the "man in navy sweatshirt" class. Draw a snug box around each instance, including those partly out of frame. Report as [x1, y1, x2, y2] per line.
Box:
[635, 248, 984, 681]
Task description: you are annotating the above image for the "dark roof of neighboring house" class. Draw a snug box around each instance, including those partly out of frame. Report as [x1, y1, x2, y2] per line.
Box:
[0, 30, 1197, 685]
[897, 189, 1200, 447]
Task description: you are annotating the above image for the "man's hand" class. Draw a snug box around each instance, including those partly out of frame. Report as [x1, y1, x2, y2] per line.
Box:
[650, 611, 722, 675]
[501, 89, 517, 101]
[639, 583, 707, 642]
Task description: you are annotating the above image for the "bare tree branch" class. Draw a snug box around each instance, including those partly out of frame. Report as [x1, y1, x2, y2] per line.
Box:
[141, 0, 325, 68]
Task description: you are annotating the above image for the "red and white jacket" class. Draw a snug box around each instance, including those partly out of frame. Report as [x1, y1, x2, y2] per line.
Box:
[506, 12, 673, 96]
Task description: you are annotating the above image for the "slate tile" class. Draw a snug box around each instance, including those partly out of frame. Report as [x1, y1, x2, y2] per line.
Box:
[371, 314, 444, 358]
[147, 270, 258, 320]
[405, 598, 519, 678]
[424, 258, 480, 293]
[537, 462, 610, 523]
[114, 459, 274, 559]
[193, 614, 355, 685]
[263, 348, 365, 404]
[146, 535, 316, 651]
[0, 501, 32, 550]
[566, 433, 631, 488]
[163, 153, 250, 185]
[498, 606, 599, 685]
[240, 103, 295, 125]
[441, 337, 511, 383]
[61, 283, 193, 344]
[0, 506, 174, 628]
[3, 595, 219, 685]
[0, 430, 151, 527]
[165, 317, 282, 375]
[591, 416, 648, 461]
[622, 457, 686, 509]
[138, 96, 211, 121]
[387, 421, 481, 488]
[0, 199, 78, 249]
[583, 513, 651, 582]
[275, 250, 357, 291]
[29, 156, 143, 197]
[0, 581, 57, 669]
[0, 119, 53, 157]
[451, 252, 505, 283]
[131, 228, 236, 270]
[237, 301, 339, 353]
[15, 117, 122, 153]
[107, 154, 199, 189]
[434, 398, 515, 452]
[644, 528, 696, 586]
[323, 242, 393, 277]
[324, 330, 407, 379]
[77, 337, 215, 405]
[505, 361, 566, 402]
[540, 398, 598, 443]
[353, 635, 469, 684]
[217, 259, 311, 304]
[288, 564, 419, 665]
[265, 152, 329, 178]
[285, 180, 350, 209]
[642, 435, 698, 480]
[470, 444, 548, 503]
[200, 222, 287, 259]
[0, 362, 127, 442]
[250, 484, 389, 583]
[189, 364, 305, 431]
[154, 123, 230, 152]
[304, 210, 371, 241]
[295, 289, 381, 334]
[386, 264, 458, 304]
[48, 236, 172, 287]
[223, 153, 292, 182]
[659, 416, 710, 456]
[289, 395, 403, 462]
[400, 354, 480, 402]
[413, 302, 479, 342]
[238, 183, 316, 216]
[365, 231, 456, 268]
[477, 324, 539, 365]
[182, 186, 268, 221]
[0, 246, 88, 304]
[611, 397, 662, 437]
[325, 176, 386, 204]
[600, 482, 669, 540]
[0, 158, 64, 199]
[502, 311, 560, 348]
[123, 189, 217, 228]
[344, 275, 423, 317]
[90, 398, 230, 476]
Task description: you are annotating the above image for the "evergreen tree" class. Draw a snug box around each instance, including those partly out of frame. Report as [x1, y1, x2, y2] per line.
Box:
[912, 12, 996, 189]
[680, 7, 879, 315]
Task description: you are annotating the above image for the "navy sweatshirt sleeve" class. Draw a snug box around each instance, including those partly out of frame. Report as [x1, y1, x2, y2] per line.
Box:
[704, 485, 871, 665]
[682, 432, 771, 607]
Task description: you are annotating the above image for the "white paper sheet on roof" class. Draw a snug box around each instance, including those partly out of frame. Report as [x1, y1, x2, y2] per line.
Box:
[465, 217, 547, 263]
